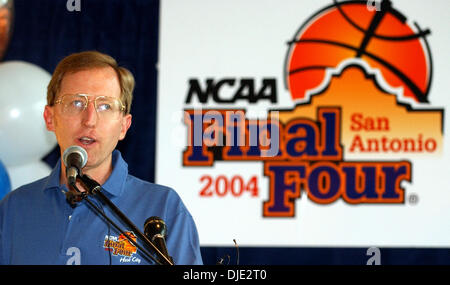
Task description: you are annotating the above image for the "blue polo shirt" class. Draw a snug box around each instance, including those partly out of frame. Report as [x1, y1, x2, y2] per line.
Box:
[0, 150, 203, 265]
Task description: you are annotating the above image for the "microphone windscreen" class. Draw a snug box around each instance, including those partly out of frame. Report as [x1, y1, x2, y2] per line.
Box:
[63, 145, 88, 168]
[144, 216, 167, 239]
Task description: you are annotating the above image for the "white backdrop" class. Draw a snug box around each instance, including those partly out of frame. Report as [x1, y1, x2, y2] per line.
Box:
[156, 0, 450, 247]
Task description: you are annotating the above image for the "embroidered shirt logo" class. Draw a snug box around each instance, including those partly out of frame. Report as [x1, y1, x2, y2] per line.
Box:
[103, 231, 141, 263]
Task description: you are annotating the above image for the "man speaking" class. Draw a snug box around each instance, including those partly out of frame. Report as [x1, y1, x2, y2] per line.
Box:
[0, 51, 203, 265]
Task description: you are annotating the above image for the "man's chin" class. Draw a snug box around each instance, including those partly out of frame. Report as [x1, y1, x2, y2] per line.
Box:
[82, 154, 113, 176]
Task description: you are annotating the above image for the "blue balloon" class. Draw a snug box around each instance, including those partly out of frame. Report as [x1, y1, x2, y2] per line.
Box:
[0, 160, 11, 200]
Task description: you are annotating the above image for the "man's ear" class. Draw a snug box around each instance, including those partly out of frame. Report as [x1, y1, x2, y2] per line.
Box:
[43, 105, 56, 132]
[119, 114, 132, 141]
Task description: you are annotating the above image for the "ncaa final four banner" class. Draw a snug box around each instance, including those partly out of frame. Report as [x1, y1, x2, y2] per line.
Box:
[156, 0, 450, 247]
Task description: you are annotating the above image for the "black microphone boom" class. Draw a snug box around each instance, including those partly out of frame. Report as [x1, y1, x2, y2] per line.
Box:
[64, 146, 174, 265]
[78, 174, 174, 265]
[63, 145, 87, 186]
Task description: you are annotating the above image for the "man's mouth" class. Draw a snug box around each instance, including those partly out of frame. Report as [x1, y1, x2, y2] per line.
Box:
[78, 136, 97, 146]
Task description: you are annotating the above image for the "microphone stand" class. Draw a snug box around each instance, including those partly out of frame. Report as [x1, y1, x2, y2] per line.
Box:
[75, 174, 174, 265]
[75, 189, 158, 265]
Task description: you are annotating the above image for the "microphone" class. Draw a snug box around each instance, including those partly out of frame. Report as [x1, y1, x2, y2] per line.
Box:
[144, 216, 173, 264]
[64, 189, 86, 207]
[63, 145, 88, 186]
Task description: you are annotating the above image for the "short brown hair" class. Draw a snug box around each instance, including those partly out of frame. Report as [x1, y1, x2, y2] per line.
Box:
[47, 51, 134, 114]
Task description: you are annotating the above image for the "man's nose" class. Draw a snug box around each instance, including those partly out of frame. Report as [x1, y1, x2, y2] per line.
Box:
[82, 101, 98, 127]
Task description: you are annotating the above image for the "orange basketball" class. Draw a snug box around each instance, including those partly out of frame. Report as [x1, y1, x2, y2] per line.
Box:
[285, 0, 432, 103]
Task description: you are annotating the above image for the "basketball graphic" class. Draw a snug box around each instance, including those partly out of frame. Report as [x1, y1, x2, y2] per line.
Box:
[285, 0, 432, 103]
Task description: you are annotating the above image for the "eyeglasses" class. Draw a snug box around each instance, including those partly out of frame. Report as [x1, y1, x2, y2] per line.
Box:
[54, 94, 126, 120]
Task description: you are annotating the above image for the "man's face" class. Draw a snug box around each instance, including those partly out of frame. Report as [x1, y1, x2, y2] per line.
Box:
[44, 67, 132, 173]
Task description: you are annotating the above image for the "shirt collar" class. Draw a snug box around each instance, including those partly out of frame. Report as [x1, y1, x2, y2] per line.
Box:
[43, 158, 64, 191]
[43, 149, 128, 197]
[102, 150, 128, 197]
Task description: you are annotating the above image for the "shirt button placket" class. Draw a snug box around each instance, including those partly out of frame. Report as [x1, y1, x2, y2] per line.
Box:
[61, 204, 81, 256]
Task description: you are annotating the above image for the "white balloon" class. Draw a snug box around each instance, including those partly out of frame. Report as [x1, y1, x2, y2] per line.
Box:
[0, 61, 56, 166]
[7, 161, 53, 190]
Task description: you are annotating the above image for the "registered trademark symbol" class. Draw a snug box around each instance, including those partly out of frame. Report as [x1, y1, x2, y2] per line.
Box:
[408, 194, 419, 205]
